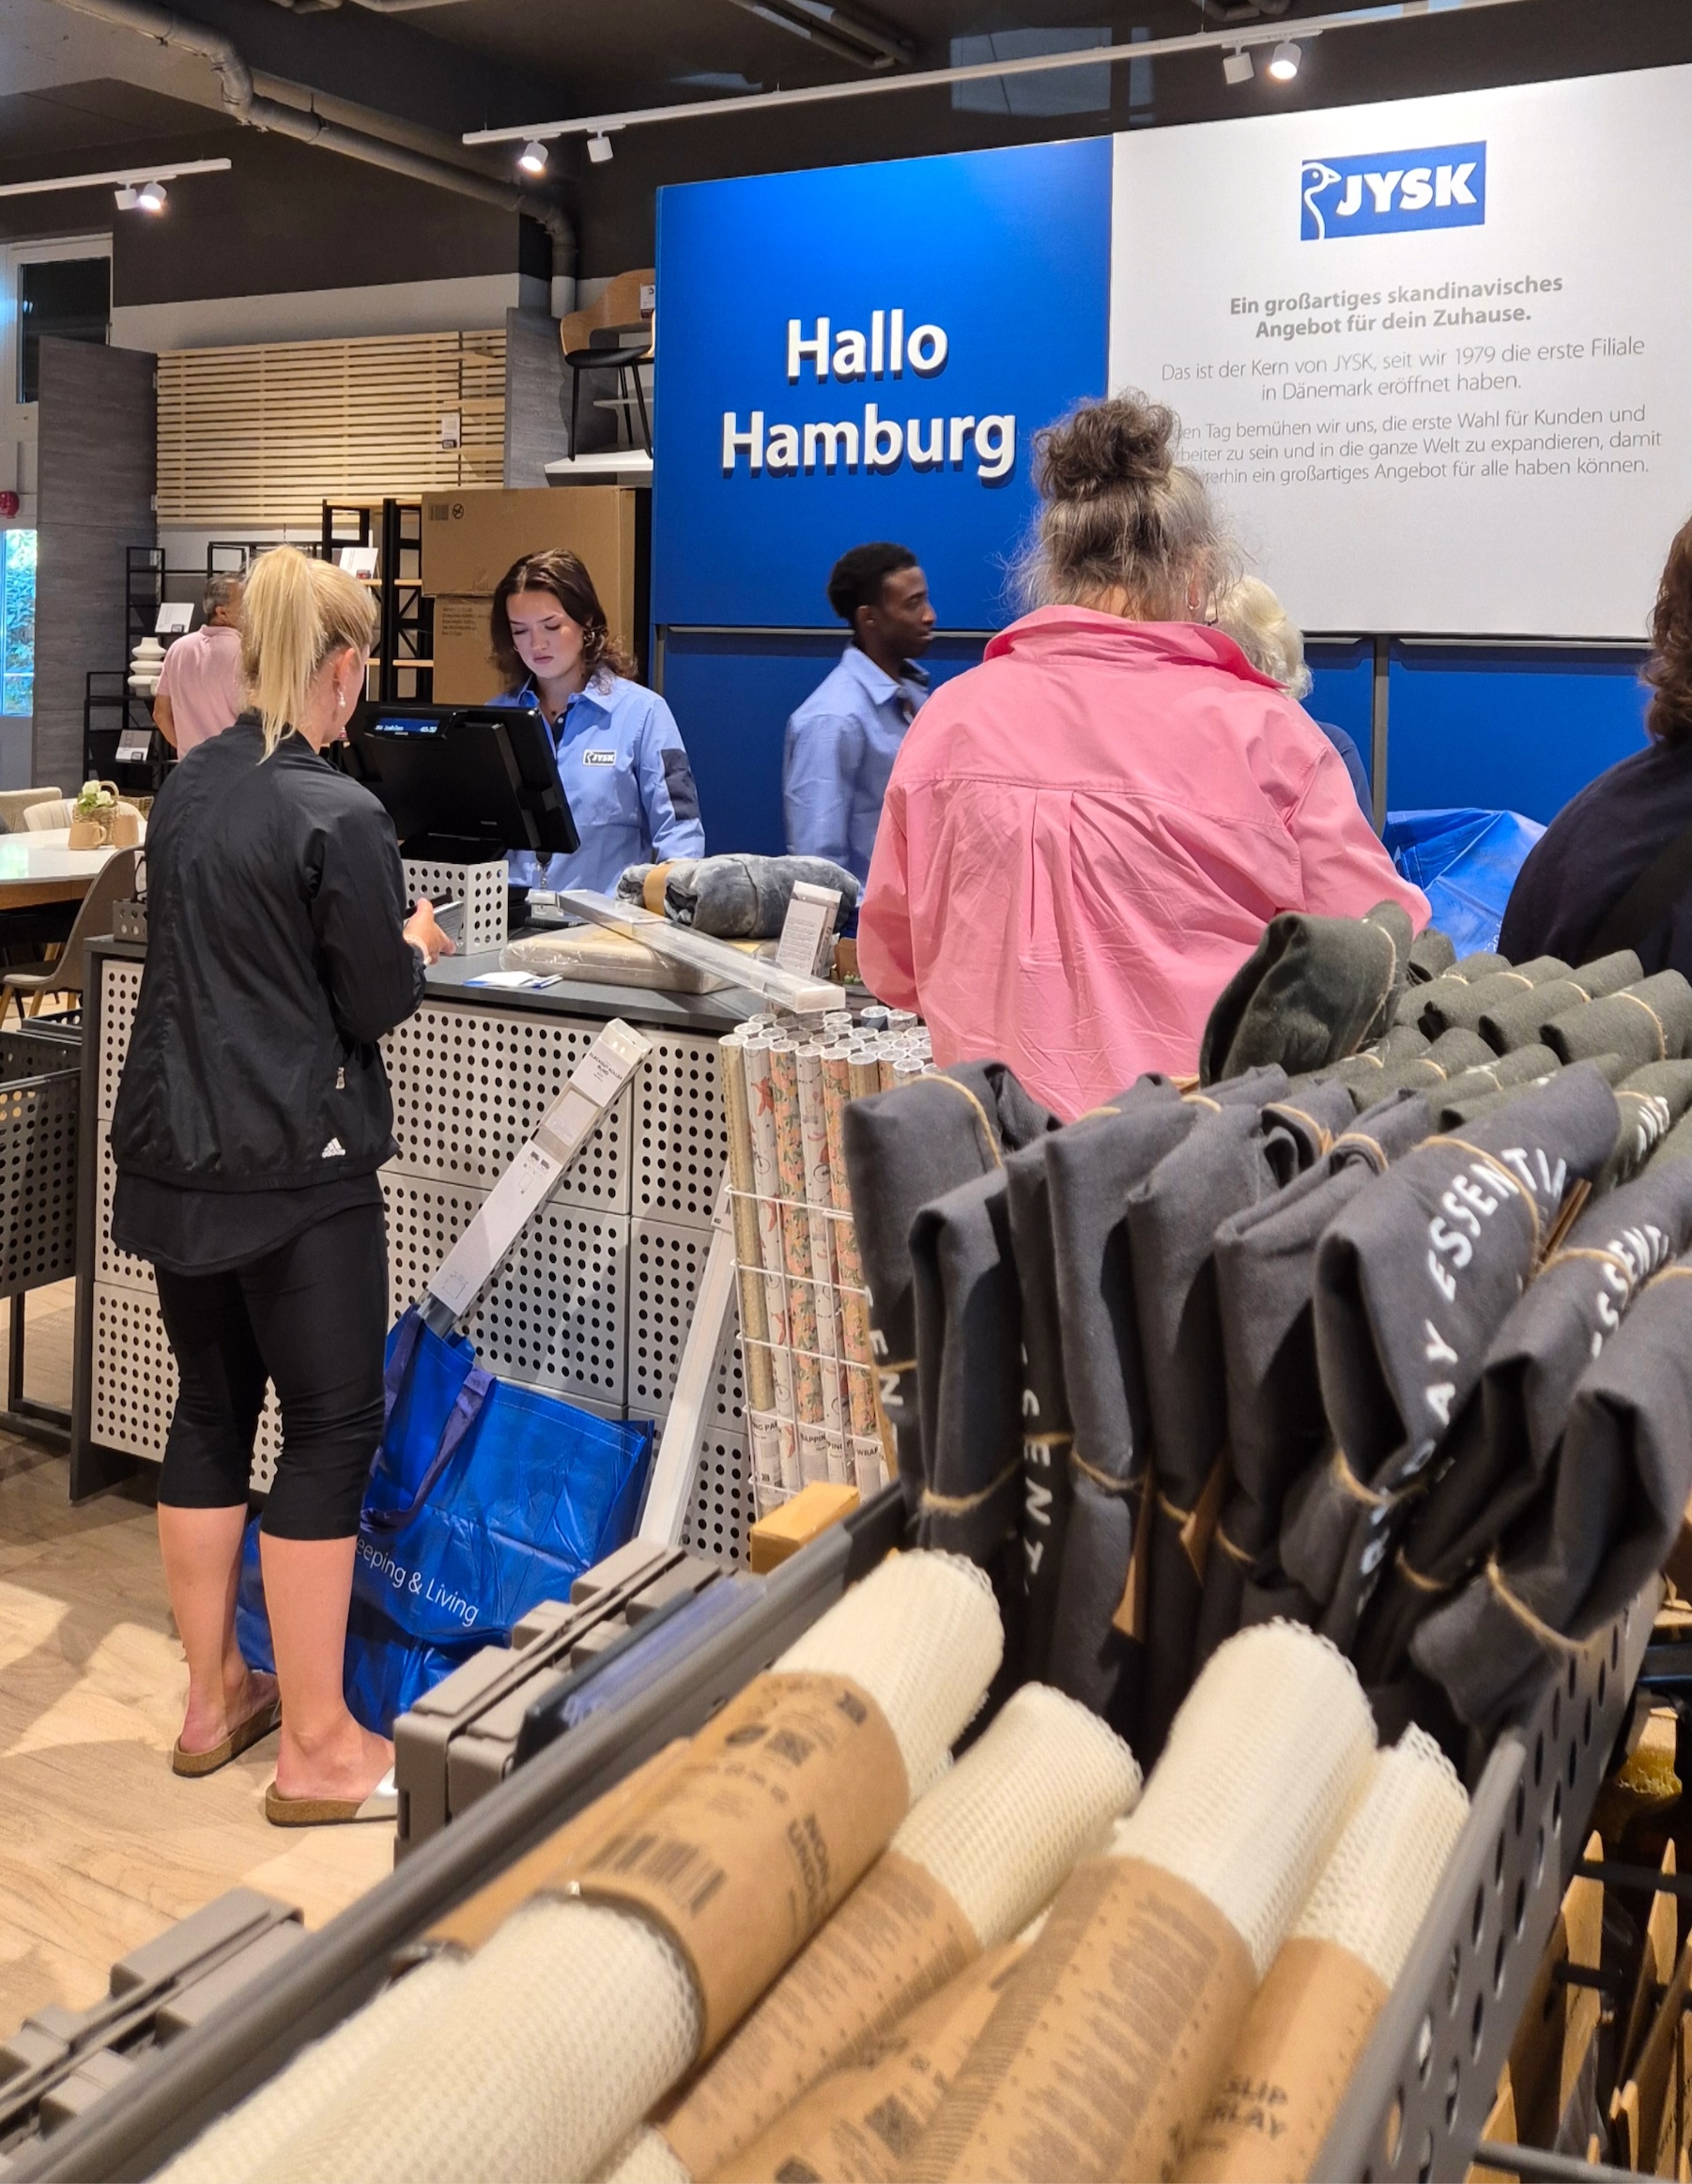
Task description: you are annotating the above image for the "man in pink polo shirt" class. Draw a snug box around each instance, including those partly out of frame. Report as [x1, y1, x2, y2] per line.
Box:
[153, 574, 245, 755]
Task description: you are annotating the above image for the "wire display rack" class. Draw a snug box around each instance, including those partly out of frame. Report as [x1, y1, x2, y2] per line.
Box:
[1318, 1583, 1656, 2180]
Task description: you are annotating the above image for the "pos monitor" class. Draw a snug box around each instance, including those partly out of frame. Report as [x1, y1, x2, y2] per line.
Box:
[344, 703, 579, 863]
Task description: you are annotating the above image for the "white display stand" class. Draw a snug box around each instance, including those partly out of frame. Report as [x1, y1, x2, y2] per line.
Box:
[402, 856, 508, 958]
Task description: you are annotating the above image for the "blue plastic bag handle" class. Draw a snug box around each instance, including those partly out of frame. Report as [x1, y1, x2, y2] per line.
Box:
[364, 1310, 495, 1535]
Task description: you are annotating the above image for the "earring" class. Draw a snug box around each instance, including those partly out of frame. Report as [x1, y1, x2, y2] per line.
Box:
[337, 689, 346, 709]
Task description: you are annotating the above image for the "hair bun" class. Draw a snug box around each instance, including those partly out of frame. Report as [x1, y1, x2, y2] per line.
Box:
[1033, 394, 1177, 504]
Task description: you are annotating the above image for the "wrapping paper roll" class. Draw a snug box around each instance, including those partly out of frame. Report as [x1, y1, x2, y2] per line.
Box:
[719, 1037, 776, 1416]
[797, 1043, 850, 1481]
[767, 1040, 827, 1433]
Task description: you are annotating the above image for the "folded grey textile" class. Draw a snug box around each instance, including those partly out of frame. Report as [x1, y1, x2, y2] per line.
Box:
[1649, 1104, 1692, 1170]
[1035, 1069, 1285, 1729]
[1436, 1046, 1561, 1116]
[1568, 948, 1646, 1001]
[1426, 1026, 1499, 1074]
[615, 853, 859, 937]
[1417, 964, 1569, 1038]
[1199, 900, 1413, 1084]
[1453, 950, 1512, 979]
[1128, 1078, 1355, 1753]
[1477, 977, 1592, 1054]
[1003, 1073, 1179, 1684]
[1356, 1158, 1692, 1686]
[1436, 1076, 1566, 1132]
[909, 1172, 1023, 1561]
[1413, 1234, 1692, 1730]
[1199, 1090, 1435, 1673]
[1407, 930, 1457, 983]
[1280, 1063, 1622, 1647]
[1601, 1060, 1692, 1189]
[842, 1062, 1057, 1501]
[1544, 971, 1692, 1069]
[1377, 1023, 1431, 1063]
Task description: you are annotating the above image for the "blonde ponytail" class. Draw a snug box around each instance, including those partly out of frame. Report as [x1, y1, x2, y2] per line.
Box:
[241, 546, 380, 755]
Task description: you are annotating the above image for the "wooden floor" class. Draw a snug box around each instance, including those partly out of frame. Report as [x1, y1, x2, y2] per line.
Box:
[0, 1281, 392, 2037]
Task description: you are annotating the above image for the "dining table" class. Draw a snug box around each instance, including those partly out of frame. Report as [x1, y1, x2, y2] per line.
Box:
[0, 827, 146, 911]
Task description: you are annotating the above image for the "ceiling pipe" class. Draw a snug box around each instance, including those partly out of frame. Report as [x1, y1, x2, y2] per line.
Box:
[467, 0, 1543, 147]
[46, 0, 576, 280]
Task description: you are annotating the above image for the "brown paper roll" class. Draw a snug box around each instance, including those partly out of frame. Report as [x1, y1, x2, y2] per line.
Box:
[715, 1941, 1030, 2184]
[424, 1740, 693, 1956]
[906, 1856, 1255, 2183]
[1177, 1935, 1388, 2183]
[580, 1671, 910, 2056]
[658, 1850, 980, 2178]
[720, 1039, 776, 1414]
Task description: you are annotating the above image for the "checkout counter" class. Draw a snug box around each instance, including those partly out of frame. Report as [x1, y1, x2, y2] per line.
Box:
[69, 701, 761, 1573]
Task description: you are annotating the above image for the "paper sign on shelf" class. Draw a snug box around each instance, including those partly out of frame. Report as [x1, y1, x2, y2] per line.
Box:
[774, 882, 841, 977]
[427, 1018, 652, 1324]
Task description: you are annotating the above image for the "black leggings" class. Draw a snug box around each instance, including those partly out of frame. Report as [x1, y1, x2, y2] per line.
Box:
[155, 1204, 388, 1540]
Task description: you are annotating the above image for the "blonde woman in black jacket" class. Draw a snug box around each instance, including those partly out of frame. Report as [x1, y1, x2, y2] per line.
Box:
[112, 546, 452, 1825]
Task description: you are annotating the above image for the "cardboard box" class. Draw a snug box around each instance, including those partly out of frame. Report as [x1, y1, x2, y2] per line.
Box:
[421, 485, 640, 611]
[430, 594, 497, 706]
[559, 269, 654, 359]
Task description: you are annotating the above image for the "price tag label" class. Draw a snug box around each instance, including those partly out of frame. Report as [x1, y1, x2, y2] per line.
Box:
[775, 883, 841, 977]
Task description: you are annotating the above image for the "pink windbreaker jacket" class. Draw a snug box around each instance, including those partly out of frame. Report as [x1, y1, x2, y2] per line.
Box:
[858, 608, 1429, 1120]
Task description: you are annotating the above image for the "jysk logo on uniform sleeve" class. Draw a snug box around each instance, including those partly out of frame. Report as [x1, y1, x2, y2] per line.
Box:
[1300, 143, 1485, 241]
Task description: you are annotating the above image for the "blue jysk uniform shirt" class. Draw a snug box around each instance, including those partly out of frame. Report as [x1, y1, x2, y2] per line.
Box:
[489, 671, 705, 895]
[783, 645, 930, 886]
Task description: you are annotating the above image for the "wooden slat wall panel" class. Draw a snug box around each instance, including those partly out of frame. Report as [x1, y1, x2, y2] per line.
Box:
[156, 331, 506, 525]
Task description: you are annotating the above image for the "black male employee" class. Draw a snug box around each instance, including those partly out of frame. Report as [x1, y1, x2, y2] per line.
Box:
[783, 542, 936, 884]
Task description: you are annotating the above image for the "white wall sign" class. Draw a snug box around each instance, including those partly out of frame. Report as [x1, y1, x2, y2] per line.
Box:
[1110, 65, 1692, 638]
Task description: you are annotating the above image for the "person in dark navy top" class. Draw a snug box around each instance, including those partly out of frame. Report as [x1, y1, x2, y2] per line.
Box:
[485, 548, 703, 895]
[1502, 515, 1692, 977]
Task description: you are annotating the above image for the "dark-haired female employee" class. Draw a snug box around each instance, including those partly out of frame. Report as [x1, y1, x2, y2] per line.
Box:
[486, 549, 704, 893]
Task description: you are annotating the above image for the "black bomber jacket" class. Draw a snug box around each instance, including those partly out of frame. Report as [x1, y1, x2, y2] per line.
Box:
[111, 713, 427, 1191]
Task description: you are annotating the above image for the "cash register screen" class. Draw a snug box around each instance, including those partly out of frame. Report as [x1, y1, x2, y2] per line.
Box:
[346, 703, 579, 862]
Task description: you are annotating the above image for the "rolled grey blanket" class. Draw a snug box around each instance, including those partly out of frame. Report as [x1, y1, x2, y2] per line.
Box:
[1418, 964, 1567, 1038]
[1569, 948, 1645, 1000]
[1424, 1025, 1498, 1075]
[1545, 971, 1692, 1069]
[1199, 900, 1413, 1083]
[1407, 929, 1456, 984]
[615, 854, 858, 938]
[1476, 977, 1591, 1054]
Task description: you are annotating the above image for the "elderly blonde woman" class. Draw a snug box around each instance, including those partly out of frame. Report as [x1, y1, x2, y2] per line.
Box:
[1213, 574, 1372, 814]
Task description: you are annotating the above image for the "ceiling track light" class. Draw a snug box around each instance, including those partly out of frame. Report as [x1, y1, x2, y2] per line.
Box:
[586, 131, 615, 163]
[136, 179, 168, 211]
[1267, 38, 1302, 80]
[1222, 45, 1254, 84]
[516, 138, 548, 175]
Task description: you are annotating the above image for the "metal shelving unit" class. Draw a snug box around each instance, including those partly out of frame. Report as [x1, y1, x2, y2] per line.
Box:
[321, 499, 434, 704]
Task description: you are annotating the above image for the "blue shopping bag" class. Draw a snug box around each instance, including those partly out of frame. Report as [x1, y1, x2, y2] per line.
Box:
[1385, 807, 1546, 958]
[237, 1307, 655, 1731]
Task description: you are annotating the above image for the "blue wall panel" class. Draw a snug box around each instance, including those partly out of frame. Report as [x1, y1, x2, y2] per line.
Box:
[1307, 640, 1376, 790]
[661, 632, 986, 857]
[653, 140, 1112, 632]
[1385, 648, 1650, 823]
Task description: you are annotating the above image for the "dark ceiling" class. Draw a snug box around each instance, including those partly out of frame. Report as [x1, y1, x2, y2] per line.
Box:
[4, 0, 1692, 275]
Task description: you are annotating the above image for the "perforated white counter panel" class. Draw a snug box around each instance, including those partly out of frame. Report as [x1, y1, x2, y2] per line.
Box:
[89, 961, 749, 1562]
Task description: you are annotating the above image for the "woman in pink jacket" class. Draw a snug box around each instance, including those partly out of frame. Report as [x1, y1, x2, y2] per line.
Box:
[857, 395, 1428, 1119]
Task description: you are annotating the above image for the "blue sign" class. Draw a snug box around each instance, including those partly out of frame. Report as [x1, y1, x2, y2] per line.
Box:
[652, 140, 1113, 630]
[1300, 143, 1486, 242]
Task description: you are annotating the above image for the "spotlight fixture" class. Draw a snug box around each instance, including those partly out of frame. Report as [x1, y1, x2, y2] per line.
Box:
[1222, 45, 1254, 85]
[136, 178, 167, 211]
[114, 185, 140, 209]
[1267, 38, 1301, 81]
[517, 139, 549, 176]
[586, 131, 614, 164]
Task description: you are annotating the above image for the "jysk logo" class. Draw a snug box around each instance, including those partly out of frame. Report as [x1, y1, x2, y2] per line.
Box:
[1300, 143, 1485, 241]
